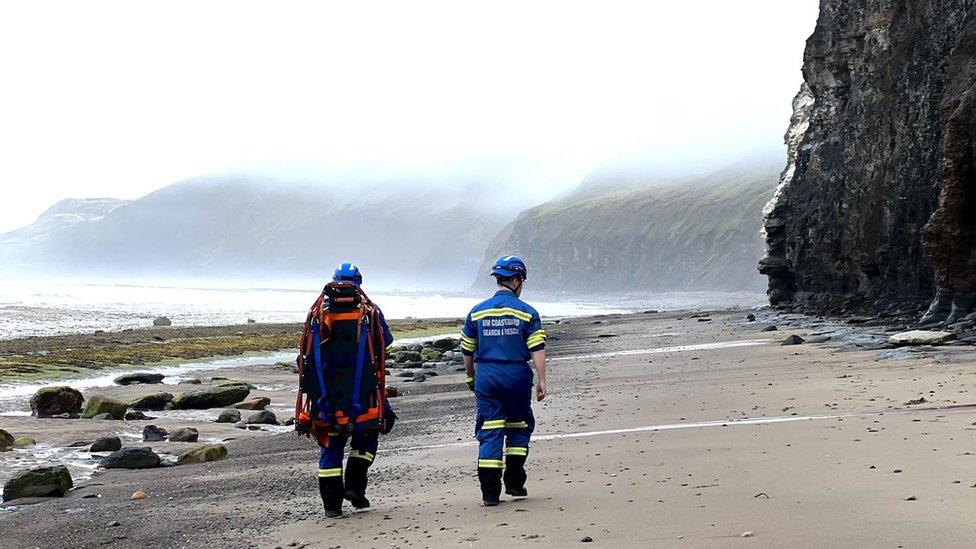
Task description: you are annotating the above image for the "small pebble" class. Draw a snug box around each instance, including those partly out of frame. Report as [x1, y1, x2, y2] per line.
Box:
[131, 491, 148, 501]
[741, 531, 754, 538]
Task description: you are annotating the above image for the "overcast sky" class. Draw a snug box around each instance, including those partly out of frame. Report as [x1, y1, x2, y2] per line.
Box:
[0, 1, 819, 234]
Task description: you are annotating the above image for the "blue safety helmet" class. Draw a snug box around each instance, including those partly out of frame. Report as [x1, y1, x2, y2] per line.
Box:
[490, 254, 527, 280]
[333, 262, 363, 285]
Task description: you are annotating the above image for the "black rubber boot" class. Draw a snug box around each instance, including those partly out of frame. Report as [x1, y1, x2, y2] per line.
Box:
[503, 455, 528, 497]
[343, 457, 371, 509]
[318, 476, 344, 518]
[478, 468, 502, 506]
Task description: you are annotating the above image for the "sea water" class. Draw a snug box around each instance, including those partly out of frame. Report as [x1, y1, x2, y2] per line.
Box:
[0, 278, 765, 340]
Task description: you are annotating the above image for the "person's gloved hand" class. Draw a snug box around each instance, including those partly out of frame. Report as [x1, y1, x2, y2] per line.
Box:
[380, 406, 397, 434]
[465, 375, 475, 392]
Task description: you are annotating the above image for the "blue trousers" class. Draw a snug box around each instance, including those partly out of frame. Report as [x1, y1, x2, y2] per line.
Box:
[474, 362, 535, 469]
[317, 431, 379, 479]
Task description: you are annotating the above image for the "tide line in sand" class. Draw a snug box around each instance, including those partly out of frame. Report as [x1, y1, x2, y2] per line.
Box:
[391, 404, 971, 454]
[551, 339, 777, 361]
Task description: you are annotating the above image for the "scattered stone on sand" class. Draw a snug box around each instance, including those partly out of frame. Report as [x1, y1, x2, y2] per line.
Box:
[211, 378, 256, 390]
[420, 348, 443, 361]
[740, 531, 755, 538]
[216, 409, 242, 423]
[29, 386, 84, 418]
[101, 448, 161, 469]
[176, 444, 228, 466]
[581, 536, 594, 543]
[129, 392, 175, 411]
[2, 465, 73, 501]
[114, 372, 165, 385]
[245, 410, 278, 425]
[90, 436, 123, 452]
[131, 490, 149, 500]
[143, 425, 169, 442]
[386, 386, 399, 398]
[395, 350, 422, 364]
[232, 421, 246, 430]
[180, 378, 203, 385]
[168, 427, 199, 442]
[82, 395, 129, 420]
[781, 335, 806, 346]
[746, 313, 756, 322]
[171, 384, 251, 410]
[152, 316, 171, 327]
[234, 396, 271, 410]
[888, 330, 957, 346]
[125, 411, 150, 421]
[431, 337, 458, 350]
[761, 325, 778, 332]
[905, 397, 928, 405]
[12, 437, 37, 448]
[0, 429, 14, 451]
[905, 495, 917, 501]
[107, 521, 121, 527]
[406, 373, 427, 383]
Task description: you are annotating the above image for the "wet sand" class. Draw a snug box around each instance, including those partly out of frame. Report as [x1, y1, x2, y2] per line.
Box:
[2, 309, 976, 548]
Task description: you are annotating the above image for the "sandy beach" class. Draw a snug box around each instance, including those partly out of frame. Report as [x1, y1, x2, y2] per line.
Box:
[1, 309, 975, 548]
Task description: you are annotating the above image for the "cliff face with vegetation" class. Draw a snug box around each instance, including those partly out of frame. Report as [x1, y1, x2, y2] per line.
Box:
[479, 160, 779, 293]
[761, 1, 976, 320]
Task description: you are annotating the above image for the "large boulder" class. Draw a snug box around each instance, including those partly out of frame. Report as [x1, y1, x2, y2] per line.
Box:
[216, 409, 241, 423]
[888, 330, 957, 346]
[0, 429, 14, 451]
[233, 397, 270, 410]
[168, 427, 199, 442]
[394, 350, 422, 364]
[29, 386, 84, 418]
[82, 395, 128, 420]
[420, 348, 443, 361]
[101, 447, 160, 469]
[245, 410, 278, 425]
[129, 392, 174, 411]
[2, 465, 73, 501]
[90, 436, 122, 452]
[152, 316, 172, 327]
[114, 372, 165, 385]
[176, 444, 228, 466]
[431, 337, 458, 351]
[171, 384, 251, 410]
[142, 425, 168, 442]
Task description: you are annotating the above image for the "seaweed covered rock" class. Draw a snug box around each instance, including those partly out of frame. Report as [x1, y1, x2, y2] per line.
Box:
[176, 444, 228, 466]
[171, 384, 251, 410]
[82, 395, 128, 420]
[2, 465, 73, 501]
[29, 386, 83, 418]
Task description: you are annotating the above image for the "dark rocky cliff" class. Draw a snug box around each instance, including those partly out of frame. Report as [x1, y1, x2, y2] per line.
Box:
[761, 0, 976, 321]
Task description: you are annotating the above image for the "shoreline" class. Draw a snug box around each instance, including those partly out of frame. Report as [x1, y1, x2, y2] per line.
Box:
[0, 319, 462, 383]
[3, 307, 976, 547]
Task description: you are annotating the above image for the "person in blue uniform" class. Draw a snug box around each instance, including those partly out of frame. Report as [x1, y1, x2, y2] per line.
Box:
[316, 263, 396, 517]
[461, 254, 548, 506]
